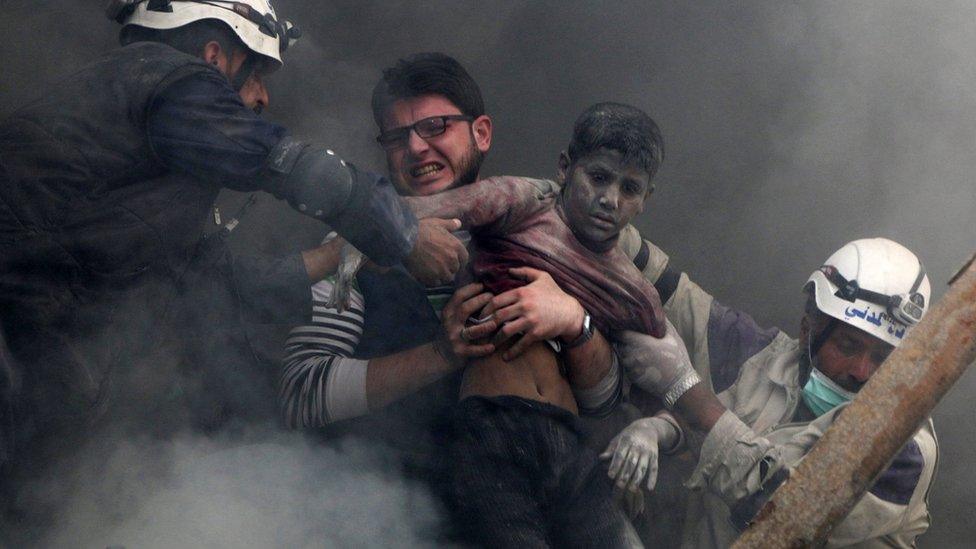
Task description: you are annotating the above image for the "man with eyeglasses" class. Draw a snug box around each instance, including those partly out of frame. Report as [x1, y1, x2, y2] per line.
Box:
[280, 54, 623, 435]
[278, 57, 644, 543]
[281, 53, 491, 432]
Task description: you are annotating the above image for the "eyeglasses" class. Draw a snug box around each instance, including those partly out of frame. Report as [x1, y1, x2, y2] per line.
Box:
[376, 115, 474, 150]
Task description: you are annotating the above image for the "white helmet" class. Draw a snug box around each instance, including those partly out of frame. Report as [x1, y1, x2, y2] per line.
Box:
[107, 0, 300, 70]
[805, 238, 930, 347]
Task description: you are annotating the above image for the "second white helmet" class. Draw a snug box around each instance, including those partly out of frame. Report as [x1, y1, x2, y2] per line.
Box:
[805, 238, 930, 348]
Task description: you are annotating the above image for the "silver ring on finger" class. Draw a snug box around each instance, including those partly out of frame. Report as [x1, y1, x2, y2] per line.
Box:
[459, 327, 470, 342]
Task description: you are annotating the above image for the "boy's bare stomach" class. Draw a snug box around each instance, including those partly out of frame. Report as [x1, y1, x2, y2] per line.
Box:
[459, 340, 578, 415]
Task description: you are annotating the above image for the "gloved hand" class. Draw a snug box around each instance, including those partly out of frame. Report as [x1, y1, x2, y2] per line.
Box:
[601, 415, 680, 492]
[614, 319, 700, 408]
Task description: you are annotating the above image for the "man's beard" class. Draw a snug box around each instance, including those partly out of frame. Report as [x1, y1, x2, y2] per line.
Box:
[452, 144, 484, 188]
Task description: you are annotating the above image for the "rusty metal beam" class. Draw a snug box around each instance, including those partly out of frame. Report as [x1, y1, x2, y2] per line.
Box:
[732, 252, 976, 548]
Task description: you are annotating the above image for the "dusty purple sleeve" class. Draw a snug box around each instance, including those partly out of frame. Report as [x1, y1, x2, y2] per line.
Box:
[707, 299, 780, 393]
[868, 440, 924, 505]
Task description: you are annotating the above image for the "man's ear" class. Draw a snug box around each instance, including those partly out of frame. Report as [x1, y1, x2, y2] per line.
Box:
[557, 151, 571, 185]
[203, 40, 227, 74]
[645, 183, 656, 199]
[472, 115, 492, 153]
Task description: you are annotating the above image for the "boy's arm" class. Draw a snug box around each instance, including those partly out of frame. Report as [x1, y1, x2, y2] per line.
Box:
[567, 331, 622, 417]
[403, 176, 558, 235]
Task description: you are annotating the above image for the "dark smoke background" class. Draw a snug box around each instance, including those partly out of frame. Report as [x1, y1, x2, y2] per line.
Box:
[1, 0, 974, 546]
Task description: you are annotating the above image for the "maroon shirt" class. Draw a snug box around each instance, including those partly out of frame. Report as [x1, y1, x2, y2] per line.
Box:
[407, 176, 665, 337]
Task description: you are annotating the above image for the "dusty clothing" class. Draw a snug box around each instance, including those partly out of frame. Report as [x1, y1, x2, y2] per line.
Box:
[407, 176, 666, 337]
[624, 242, 939, 548]
[448, 395, 642, 548]
[0, 41, 415, 476]
[691, 409, 936, 548]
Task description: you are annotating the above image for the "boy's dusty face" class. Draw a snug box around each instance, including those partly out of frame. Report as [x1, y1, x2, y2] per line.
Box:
[558, 148, 652, 252]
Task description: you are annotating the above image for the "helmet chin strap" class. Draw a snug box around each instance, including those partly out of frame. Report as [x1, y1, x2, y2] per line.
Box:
[230, 51, 257, 93]
[810, 317, 837, 358]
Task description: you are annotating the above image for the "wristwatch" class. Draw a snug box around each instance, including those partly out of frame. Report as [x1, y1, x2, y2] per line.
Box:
[561, 310, 593, 349]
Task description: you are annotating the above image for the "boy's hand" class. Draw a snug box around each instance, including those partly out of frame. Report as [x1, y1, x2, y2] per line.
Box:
[482, 267, 585, 360]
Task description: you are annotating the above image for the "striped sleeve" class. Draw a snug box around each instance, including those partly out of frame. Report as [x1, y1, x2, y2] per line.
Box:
[279, 278, 369, 428]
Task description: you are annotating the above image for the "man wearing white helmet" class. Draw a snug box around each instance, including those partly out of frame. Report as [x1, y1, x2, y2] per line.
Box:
[604, 237, 938, 547]
[0, 0, 466, 505]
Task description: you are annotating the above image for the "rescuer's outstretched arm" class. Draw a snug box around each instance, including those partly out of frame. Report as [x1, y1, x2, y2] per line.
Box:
[147, 70, 453, 269]
[260, 137, 419, 267]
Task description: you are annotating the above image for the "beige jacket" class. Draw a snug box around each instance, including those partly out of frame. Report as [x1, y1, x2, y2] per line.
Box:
[615, 228, 938, 548]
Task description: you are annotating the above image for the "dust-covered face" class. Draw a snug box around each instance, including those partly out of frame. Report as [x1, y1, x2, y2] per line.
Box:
[558, 148, 651, 252]
[380, 94, 491, 196]
[810, 320, 894, 393]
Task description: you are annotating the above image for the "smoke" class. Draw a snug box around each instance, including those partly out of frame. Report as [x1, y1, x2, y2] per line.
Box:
[2, 0, 975, 547]
[27, 428, 444, 548]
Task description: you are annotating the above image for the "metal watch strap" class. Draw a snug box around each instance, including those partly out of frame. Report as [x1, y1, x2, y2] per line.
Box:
[664, 371, 702, 409]
[562, 311, 593, 349]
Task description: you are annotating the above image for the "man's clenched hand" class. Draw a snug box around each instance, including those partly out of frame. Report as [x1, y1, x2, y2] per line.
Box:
[403, 218, 468, 287]
[441, 282, 498, 360]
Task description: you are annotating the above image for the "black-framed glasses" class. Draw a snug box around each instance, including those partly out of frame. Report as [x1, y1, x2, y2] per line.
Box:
[376, 115, 474, 149]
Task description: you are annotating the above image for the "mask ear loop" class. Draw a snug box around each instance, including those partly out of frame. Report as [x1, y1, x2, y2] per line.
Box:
[802, 317, 836, 386]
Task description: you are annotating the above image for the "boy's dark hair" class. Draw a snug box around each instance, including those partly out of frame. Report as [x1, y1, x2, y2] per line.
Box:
[567, 102, 665, 179]
[120, 19, 246, 59]
[371, 52, 485, 128]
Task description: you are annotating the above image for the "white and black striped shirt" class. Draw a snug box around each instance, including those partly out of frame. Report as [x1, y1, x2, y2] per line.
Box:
[279, 277, 451, 428]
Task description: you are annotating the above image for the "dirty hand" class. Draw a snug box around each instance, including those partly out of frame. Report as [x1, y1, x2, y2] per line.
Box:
[614, 320, 699, 407]
[601, 416, 679, 492]
[480, 267, 585, 360]
[441, 282, 499, 361]
[403, 218, 469, 287]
